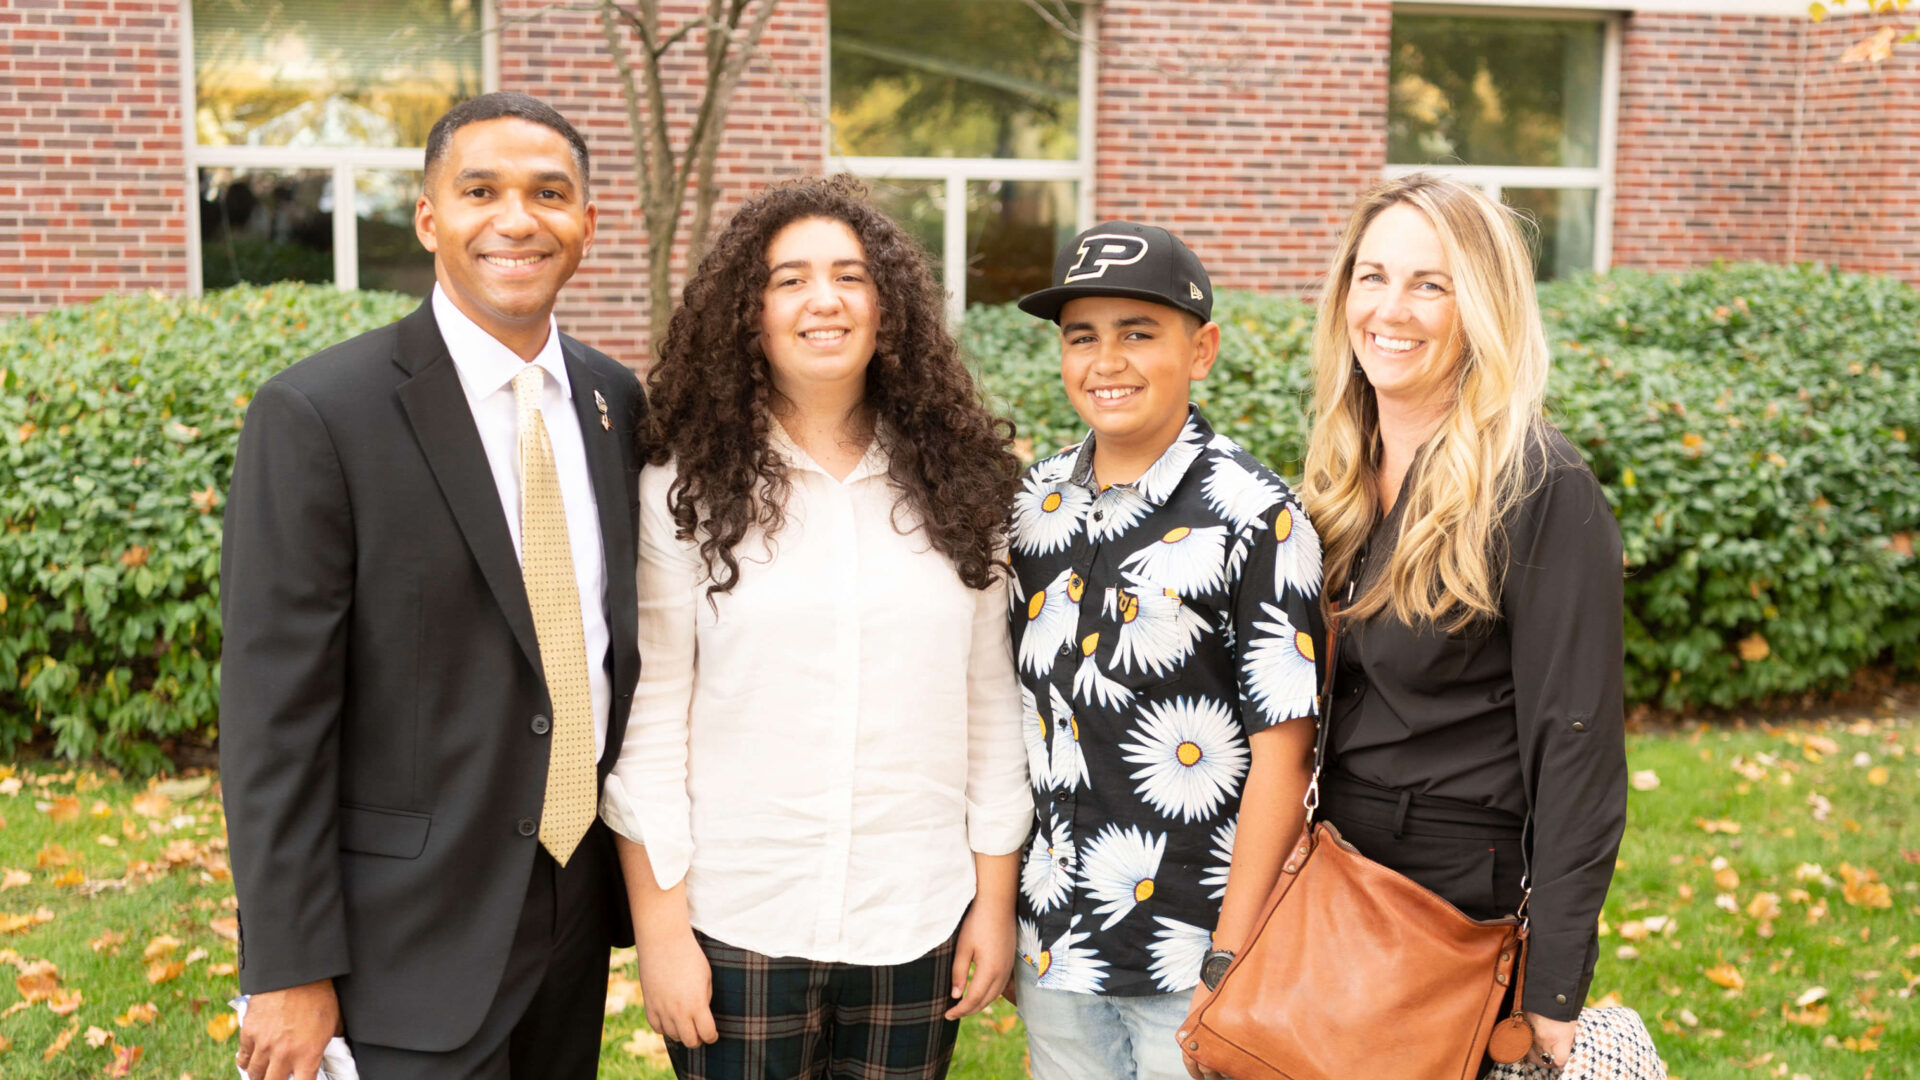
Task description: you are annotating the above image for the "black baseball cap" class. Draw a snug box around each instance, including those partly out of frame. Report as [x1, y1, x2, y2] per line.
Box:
[1017, 221, 1213, 325]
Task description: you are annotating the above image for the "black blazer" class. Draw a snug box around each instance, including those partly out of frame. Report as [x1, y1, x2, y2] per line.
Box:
[219, 301, 643, 1052]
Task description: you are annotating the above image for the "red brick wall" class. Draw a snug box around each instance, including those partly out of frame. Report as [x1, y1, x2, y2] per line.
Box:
[1093, 0, 1391, 296]
[0, 0, 189, 313]
[499, 0, 826, 365]
[1610, 12, 1801, 269]
[1794, 15, 1920, 277]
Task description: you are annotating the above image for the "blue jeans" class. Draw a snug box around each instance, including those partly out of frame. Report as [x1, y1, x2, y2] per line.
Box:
[1015, 962, 1193, 1080]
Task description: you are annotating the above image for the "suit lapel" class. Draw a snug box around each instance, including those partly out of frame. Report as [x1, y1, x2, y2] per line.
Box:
[392, 304, 544, 675]
[561, 340, 639, 770]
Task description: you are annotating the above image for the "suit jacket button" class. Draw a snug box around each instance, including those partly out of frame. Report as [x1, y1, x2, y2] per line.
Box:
[517, 818, 537, 837]
[1555, 993, 1568, 1005]
[1571, 721, 1587, 733]
[531, 714, 551, 735]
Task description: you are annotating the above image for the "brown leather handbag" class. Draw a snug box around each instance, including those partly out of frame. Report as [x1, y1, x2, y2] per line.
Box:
[1178, 608, 1536, 1080]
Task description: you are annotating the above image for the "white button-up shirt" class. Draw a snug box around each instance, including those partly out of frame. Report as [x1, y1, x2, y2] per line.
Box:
[601, 423, 1032, 964]
[433, 285, 612, 759]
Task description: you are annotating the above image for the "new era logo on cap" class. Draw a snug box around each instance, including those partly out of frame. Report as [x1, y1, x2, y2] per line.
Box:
[1017, 220, 1215, 325]
[1063, 234, 1150, 284]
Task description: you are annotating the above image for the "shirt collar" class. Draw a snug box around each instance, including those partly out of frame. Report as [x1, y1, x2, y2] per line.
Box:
[768, 414, 890, 484]
[1066, 404, 1213, 507]
[432, 284, 571, 407]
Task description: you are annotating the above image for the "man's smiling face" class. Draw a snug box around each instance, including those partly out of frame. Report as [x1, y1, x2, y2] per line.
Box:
[415, 117, 595, 357]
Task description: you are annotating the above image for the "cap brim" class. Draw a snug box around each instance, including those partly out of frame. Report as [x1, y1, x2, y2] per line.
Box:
[1016, 283, 1209, 325]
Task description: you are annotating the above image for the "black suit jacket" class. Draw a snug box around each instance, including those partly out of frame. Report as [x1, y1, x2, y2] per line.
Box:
[219, 301, 643, 1052]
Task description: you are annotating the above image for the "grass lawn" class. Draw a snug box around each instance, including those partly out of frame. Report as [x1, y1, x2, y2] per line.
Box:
[0, 713, 1912, 1079]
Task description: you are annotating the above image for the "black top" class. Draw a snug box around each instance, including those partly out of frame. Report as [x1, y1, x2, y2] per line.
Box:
[1326, 426, 1626, 1021]
[1006, 407, 1324, 997]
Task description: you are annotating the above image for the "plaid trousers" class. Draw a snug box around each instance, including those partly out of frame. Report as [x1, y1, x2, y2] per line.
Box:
[666, 929, 962, 1080]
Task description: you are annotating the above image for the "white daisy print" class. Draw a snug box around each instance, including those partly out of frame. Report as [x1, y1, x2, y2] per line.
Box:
[1049, 684, 1090, 791]
[1147, 916, 1214, 992]
[1270, 502, 1324, 600]
[1119, 524, 1230, 597]
[1104, 579, 1209, 679]
[1018, 567, 1078, 677]
[1021, 685, 1053, 792]
[1080, 824, 1167, 930]
[1012, 476, 1092, 556]
[1134, 419, 1207, 505]
[1120, 696, 1250, 823]
[1202, 454, 1282, 533]
[1243, 602, 1318, 725]
[1088, 484, 1152, 544]
[1071, 631, 1136, 711]
[1020, 812, 1076, 913]
[1019, 915, 1110, 994]
[1201, 817, 1236, 899]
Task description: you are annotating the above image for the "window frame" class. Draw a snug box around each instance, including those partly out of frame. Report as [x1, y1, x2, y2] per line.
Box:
[179, 0, 500, 295]
[1384, 3, 1622, 273]
[824, 2, 1098, 322]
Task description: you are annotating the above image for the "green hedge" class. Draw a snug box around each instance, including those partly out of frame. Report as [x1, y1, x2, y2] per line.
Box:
[969, 263, 1920, 711]
[2, 268, 1915, 768]
[0, 285, 418, 770]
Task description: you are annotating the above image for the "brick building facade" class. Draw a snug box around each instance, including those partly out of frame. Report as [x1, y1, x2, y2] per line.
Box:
[2, 0, 1915, 363]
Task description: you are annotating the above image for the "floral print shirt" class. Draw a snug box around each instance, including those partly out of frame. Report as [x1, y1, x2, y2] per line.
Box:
[1006, 406, 1325, 997]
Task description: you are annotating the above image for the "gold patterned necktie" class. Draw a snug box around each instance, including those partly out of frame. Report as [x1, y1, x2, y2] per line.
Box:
[514, 366, 596, 866]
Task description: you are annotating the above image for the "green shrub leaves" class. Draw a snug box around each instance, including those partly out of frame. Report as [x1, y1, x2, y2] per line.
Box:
[0, 286, 416, 769]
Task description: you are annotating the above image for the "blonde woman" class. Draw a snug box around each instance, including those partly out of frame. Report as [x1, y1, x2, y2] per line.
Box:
[1300, 174, 1627, 1073]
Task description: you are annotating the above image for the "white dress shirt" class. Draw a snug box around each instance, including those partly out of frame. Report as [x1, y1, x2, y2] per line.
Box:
[433, 285, 612, 759]
[601, 422, 1033, 964]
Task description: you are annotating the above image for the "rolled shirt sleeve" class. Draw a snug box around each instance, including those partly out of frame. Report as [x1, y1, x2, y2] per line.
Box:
[599, 462, 697, 890]
[1506, 451, 1628, 1020]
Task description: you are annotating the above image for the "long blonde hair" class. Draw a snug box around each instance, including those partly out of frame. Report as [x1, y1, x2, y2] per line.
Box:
[1301, 174, 1549, 632]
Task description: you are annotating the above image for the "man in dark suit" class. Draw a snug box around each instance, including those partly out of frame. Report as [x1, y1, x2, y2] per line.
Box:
[219, 92, 642, 1080]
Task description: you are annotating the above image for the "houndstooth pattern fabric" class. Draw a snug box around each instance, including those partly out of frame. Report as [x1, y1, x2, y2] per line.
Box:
[1488, 1007, 1668, 1080]
[516, 367, 596, 867]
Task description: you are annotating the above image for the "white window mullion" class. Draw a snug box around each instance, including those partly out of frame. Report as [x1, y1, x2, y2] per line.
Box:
[943, 174, 968, 322]
[333, 162, 359, 291]
[1594, 12, 1623, 271]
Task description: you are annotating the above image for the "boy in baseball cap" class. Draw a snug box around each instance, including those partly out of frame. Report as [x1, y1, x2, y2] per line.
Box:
[1004, 223, 1324, 1080]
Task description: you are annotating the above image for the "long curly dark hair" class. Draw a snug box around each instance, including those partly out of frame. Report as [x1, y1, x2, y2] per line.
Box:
[645, 174, 1020, 596]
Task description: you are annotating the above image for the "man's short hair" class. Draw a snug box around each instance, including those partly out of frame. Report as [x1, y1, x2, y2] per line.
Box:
[424, 92, 591, 191]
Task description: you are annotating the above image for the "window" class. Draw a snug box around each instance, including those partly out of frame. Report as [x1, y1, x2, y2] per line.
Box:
[828, 0, 1093, 318]
[187, 0, 491, 295]
[1386, 7, 1618, 279]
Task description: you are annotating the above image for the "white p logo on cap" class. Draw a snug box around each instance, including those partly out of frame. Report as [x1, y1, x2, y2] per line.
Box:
[1062, 234, 1149, 283]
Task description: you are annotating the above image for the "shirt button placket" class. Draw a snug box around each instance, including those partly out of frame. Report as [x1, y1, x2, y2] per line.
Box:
[813, 478, 861, 954]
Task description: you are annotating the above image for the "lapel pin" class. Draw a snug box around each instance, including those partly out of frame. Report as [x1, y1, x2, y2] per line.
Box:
[593, 389, 611, 431]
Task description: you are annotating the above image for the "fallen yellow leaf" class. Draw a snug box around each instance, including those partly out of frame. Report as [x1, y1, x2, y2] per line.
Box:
[16, 970, 58, 1001]
[1714, 866, 1740, 891]
[49, 868, 82, 887]
[48, 987, 82, 1015]
[130, 791, 171, 819]
[0, 868, 28, 891]
[1704, 963, 1745, 991]
[115, 1002, 159, 1026]
[108, 1043, 144, 1076]
[209, 915, 239, 942]
[1866, 766, 1889, 786]
[1746, 892, 1781, 920]
[0, 908, 54, 934]
[207, 1012, 239, 1042]
[89, 928, 127, 954]
[146, 959, 185, 985]
[1839, 863, 1893, 909]
[42, 1019, 77, 1061]
[141, 934, 180, 961]
[1736, 633, 1769, 662]
[44, 796, 81, 823]
[84, 1024, 112, 1048]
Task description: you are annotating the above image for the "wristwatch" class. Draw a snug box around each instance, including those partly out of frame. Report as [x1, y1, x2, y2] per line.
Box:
[1200, 948, 1236, 990]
